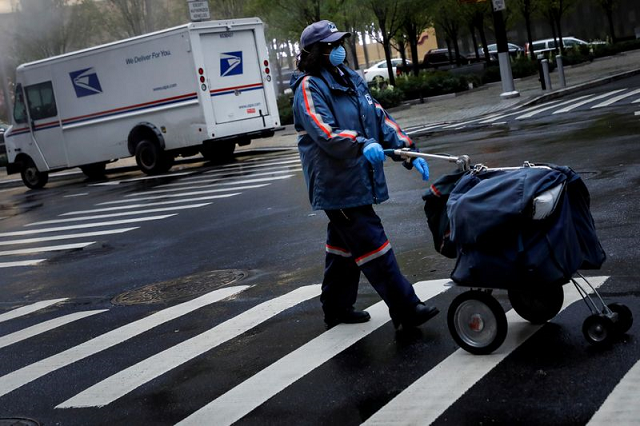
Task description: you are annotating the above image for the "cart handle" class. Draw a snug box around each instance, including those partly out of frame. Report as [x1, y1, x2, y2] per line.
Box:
[383, 148, 471, 171]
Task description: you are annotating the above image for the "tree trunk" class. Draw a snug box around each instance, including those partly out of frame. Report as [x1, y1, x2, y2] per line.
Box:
[469, 24, 479, 62]
[606, 7, 617, 43]
[406, 26, 420, 76]
[525, 14, 535, 59]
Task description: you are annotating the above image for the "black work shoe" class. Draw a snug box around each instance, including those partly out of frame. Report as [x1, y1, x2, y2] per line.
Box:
[392, 302, 439, 330]
[324, 308, 371, 328]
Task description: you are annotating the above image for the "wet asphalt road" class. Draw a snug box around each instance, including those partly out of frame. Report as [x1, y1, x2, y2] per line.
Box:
[0, 77, 638, 425]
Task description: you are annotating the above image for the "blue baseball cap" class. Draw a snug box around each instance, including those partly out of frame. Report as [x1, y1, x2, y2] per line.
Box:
[300, 20, 351, 50]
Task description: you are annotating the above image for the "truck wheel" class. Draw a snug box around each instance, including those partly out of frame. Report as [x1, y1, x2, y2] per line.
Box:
[21, 157, 49, 189]
[80, 162, 107, 179]
[135, 140, 173, 175]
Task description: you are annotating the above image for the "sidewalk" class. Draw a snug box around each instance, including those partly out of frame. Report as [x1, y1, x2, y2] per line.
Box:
[245, 48, 640, 149]
[3, 49, 640, 184]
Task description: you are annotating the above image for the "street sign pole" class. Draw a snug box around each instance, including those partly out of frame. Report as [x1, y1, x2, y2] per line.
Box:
[491, 0, 519, 99]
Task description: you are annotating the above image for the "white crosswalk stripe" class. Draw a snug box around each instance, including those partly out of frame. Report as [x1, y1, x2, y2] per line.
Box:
[123, 176, 293, 197]
[590, 88, 640, 109]
[57, 285, 321, 408]
[0, 275, 632, 424]
[0, 299, 68, 323]
[0, 259, 46, 268]
[0, 227, 138, 246]
[0, 285, 249, 398]
[25, 204, 210, 226]
[0, 152, 301, 269]
[363, 276, 608, 426]
[516, 95, 595, 120]
[155, 168, 302, 188]
[0, 215, 176, 237]
[175, 279, 451, 426]
[587, 358, 640, 425]
[0, 310, 108, 349]
[553, 89, 627, 114]
[0, 242, 96, 256]
[60, 194, 240, 216]
[98, 184, 269, 204]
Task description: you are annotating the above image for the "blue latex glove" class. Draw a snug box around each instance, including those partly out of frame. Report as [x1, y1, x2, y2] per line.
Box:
[413, 157, 430, 181]
[363, 142, 386, 164]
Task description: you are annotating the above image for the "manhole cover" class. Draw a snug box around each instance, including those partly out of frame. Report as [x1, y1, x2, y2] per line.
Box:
[0, 419, 39, 426]
[112, 269, 247, 306]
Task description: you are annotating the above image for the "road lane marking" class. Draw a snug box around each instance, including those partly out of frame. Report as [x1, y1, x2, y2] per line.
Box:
[0, 228, 138, 246]
[478, 100, 563, 123]
[442, 113, 504, 129]
[63, 193, 89, 198]
[405, 123, 446, 135]
[590, 88, 640, 109]
[62, 194, 239, 215]
[156, 169, 302, 188]
[98, 184, 269, 205]
[0, 310, 108, 349]
[90, 171, 194, 186]
[362, 276, 608, 426]
[0, 285, 249, 398]
[587, 358, 640, 425]
[125, 175, 293, 197]
[553, 89, 627, 114]
[26, 204, 210, 226]
[214, 158, 300, 171]
[0, 260, 46, 268]
[0, 242, 95, 256]
[57, 285, 321, 408]
[175, 279, 450, 426]
[516, 95, 595, 119]
[0, 299, 68, 323]
[0, 215, 175, 237]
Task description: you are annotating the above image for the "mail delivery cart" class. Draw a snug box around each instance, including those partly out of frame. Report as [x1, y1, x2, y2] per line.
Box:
[386, 148, 633, 355]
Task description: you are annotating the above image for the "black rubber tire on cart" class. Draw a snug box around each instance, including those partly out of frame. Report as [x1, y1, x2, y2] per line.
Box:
[508, 285, 564, 324]
[80, 162, 107, 179]
[135, 140, 174, 175]
[608, 302, 633, 334]
[21, 157, 49, 189]
[582, 314, 615, 347]
[447, 290, 508, 355]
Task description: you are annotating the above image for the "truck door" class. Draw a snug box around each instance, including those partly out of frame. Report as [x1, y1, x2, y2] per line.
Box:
[24, 81, 68, 169]
[200, 30, 269, 124]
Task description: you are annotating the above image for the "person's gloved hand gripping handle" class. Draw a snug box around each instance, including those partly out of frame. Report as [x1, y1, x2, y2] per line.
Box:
[413, 158, 430, 181]
[363, 141, 386, 164]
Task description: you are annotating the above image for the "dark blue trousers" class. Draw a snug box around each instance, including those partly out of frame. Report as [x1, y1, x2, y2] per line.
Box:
[322, 205, 420, 319]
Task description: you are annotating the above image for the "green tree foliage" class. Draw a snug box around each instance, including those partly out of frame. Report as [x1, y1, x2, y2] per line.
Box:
[432, 0, 466, 66]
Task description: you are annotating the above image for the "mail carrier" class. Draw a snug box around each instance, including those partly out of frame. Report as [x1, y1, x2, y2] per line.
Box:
[4, 18, 281, 188]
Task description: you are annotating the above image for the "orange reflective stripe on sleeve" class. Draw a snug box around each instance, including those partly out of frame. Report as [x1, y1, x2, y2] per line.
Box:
[302, 76, 357, 141]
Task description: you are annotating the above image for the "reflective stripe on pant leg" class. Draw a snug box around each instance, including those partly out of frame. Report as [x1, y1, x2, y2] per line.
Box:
[324, 206, 419, 313]
[321, 220, 361, 316]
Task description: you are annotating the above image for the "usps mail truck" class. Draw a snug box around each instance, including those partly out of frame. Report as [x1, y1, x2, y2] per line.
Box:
[4, 18, 281, 188]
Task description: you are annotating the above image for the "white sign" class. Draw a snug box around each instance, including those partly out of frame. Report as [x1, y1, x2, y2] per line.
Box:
[188, 1, 210, 21]
[492, 0, 506, 11]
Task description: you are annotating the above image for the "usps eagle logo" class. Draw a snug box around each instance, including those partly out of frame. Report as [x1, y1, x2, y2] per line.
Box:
[69, 68, 103, 98]
[220, 51, 243, 77]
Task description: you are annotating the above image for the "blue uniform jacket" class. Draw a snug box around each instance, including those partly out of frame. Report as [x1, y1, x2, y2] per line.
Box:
[291, 65, 415, 211]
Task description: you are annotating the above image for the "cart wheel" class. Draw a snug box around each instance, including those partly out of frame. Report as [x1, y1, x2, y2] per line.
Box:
[582, 314, 615, 346]
[447, 291, 508, 355]
[608, 303, 633, 334]
[508, 285, 564, 324]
